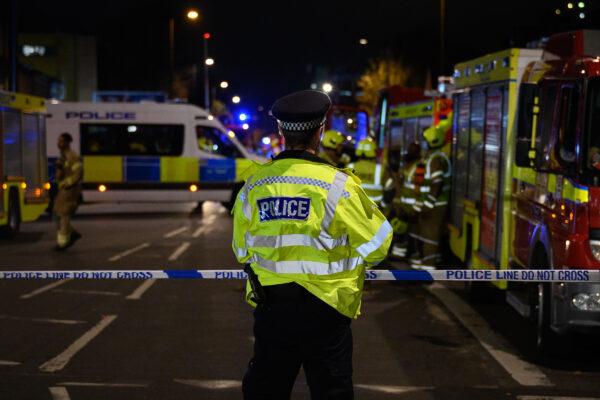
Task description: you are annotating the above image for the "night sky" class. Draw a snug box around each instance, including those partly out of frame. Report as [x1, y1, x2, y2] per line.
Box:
[17, 0, 600, 111]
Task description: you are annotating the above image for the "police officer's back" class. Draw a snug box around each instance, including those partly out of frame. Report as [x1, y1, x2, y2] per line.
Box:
[232, 90, 392, 399]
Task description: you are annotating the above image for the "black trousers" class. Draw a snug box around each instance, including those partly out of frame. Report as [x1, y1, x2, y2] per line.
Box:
[243, 283, 354, 400]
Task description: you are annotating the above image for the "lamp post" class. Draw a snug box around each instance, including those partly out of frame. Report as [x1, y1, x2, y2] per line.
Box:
[203, 32, 211, 110]
[440, 0, 446, 74]
[168, 9, 200, 95]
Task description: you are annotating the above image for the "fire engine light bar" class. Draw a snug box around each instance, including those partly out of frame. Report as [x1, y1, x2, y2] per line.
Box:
[0, 269, 599, 282]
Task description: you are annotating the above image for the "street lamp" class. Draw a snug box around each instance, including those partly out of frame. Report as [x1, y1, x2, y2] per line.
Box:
[205, 58, 215, 66]
[232, 95, 241, 104]
[359, 38, 368, 45]
[220, 81, 229, 89]
[322, 83, 333, 93]
[186, 9, 199, 20]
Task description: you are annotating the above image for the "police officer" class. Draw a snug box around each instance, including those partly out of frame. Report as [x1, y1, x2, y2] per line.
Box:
[409, 122, 451, 269]
[232, 90, 392, 400]
[53, 133, 83, 251]
[348, 137, 383, 204]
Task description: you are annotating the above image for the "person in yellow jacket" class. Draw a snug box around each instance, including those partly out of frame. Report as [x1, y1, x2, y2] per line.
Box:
[389, 142, 422, 259]
[53, 133, 83, 251]
[409, 120, 451, 270]
[319, 129, 350, 167]
[348, 137, 383, 204]
[232, 90, 392, 399]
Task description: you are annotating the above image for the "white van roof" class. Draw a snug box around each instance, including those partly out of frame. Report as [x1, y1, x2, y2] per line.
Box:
[48, 101, 211, 119]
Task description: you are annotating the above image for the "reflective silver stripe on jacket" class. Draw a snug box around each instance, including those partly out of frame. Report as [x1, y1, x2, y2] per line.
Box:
[425, 151, 451, 179]
[356, 220, 392, 259]
[251, 255, 363, 275]
[322, 171, 348, 231]
[361, 183, 383, 191]
[246, 232, 348, 251]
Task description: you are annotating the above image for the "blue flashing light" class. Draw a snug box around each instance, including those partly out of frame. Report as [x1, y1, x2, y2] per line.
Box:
[239, 113, 248, 122]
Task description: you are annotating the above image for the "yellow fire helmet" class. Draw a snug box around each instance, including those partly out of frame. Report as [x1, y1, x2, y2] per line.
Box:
[423, 124, 445, 149]
[322, 129, 344, 150]
[356, 137, 377, 159]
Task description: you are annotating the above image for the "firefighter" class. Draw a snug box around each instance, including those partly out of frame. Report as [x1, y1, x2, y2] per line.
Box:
[233, 90, 392, 399]
[409, 122, 451, 270]
[319, 129, 350, 167]
[348, 137, 383, 204]
[53, 133, 83, 251]
[389, 142, 422, 259]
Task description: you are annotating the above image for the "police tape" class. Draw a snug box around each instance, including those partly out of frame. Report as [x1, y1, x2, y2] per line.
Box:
[0, 269, 599, 282]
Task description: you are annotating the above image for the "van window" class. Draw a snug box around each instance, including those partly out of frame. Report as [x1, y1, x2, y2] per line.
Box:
[196, 126, 241, 158]
[81, 124, 184, 156]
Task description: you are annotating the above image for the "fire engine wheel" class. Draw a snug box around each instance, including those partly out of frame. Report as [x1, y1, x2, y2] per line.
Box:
[2, 191, 21, 238]
[532, 282, 560, 357]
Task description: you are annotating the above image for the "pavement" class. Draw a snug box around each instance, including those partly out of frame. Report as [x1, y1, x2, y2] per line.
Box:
[0, 201, 599, 399]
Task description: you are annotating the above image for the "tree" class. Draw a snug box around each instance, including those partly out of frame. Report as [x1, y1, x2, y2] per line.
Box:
[356, 58, 413, 113]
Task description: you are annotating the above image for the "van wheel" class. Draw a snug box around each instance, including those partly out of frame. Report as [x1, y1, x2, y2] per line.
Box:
[2, 191, 21, 238]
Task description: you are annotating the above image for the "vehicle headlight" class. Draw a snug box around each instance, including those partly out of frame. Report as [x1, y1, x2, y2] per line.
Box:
[589, 240, 600, 262]
[572, 292, 600, 311]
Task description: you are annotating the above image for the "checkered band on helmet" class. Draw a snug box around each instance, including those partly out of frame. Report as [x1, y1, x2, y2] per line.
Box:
[277, 117, 326, 131]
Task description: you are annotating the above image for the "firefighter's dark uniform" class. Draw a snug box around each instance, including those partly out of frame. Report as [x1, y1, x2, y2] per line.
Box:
[53, 148, 82, 250]
[409, 122, 451, 269]
[232, 90, 392, 399]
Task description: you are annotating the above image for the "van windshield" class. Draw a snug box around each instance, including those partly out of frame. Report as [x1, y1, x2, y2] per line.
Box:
[586, 79, 600, 171]
[196, 126, 241, 158]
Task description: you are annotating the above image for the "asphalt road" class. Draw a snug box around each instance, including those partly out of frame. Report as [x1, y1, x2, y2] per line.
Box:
[0, 202, 599, 400]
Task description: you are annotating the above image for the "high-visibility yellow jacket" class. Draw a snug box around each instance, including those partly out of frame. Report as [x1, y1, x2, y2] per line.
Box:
[420, 150, 451, 211]
[232, 150, 392, 318]
[348, 159, 383, 204]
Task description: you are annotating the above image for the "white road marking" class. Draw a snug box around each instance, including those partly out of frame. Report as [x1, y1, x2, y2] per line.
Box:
[355, 384, 433, 394]
[192, 214, 218, 238]
[174, 379, 242, 389]
[163, 226, 189, 238]
[426, 283, 553, 387]
[20, 279, 71, 299]
[126, 279, 157, 300]
[39, 315, 117, 373]
[168, 241, 190, 261]
[49, 387, 70, 400]
[0, 360, 20, 366]
[0, 315, 85, 325]
[54, 289, 121, 296]
[192, 225, 207, 238]
[518, 397, 600, 400]
[57, 381, 148, 388]
[108, 243, 150, 262]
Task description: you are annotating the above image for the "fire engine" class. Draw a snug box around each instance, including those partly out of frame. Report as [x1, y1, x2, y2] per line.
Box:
[0, 91, 49, 236]
[448, 30, 600, 351]
[374, 86, 452, 187]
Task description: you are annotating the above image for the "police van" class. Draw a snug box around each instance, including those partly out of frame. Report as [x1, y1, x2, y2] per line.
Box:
[46, 101, 262, 206]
